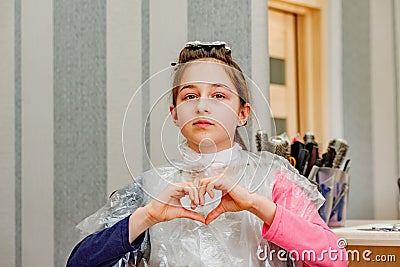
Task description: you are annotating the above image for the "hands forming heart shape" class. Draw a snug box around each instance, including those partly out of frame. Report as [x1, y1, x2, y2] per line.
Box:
[145, 175, 254, 226]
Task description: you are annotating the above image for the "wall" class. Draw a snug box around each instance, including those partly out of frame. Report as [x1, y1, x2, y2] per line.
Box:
[0, 0, 269, 266]
[370, 0, 400, 219]
[329, 0, 400, 219]
[0, 1, 16, 265]
[5, 0, 400, 265]
[0, 0, 55, 266]
[342, 0, 374, 219]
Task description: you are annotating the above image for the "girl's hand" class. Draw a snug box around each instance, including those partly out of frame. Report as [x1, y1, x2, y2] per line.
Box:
[144, 182, 205, 225]
[198, 175, 277, 225]
[197, 175, 253, 225]
[129, 182, 204, 243]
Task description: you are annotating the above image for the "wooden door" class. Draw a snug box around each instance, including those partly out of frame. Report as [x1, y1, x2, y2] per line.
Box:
[268, 9, 298, 138]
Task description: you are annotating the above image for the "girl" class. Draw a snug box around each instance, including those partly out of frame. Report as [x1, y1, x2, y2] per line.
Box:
[67, 41, 348, 267]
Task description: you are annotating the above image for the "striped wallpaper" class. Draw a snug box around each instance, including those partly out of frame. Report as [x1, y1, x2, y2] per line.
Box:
[1, 0, 400, 266]
[0, 0, 263, 265]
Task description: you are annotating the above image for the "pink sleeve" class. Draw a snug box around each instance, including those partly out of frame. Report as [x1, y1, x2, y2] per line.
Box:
[262, 171, 348, 267]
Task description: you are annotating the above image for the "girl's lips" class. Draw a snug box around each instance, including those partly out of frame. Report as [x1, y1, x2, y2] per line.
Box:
[193, 120, 214, 128]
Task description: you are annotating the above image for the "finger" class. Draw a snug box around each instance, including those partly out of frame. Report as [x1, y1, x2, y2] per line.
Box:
[171, 191, 185, 199]
[188, 183, 200, 206]
[206, 183, 215, 199]
[183, 183, 199, 209]
[186, 186, 195, 202]
[158, 185, 182, 204]
[198, 177, 217, 203]
[191, 185, 200, 206]
[205, 203, 225, 225]
[178, 208, 205, 224]
[188, 193, 198, 210]
[198, 182, 207, 205]
[169, 183, 186, 198]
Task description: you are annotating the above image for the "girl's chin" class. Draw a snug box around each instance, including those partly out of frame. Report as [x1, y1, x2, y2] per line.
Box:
[186, 140, 233, 153]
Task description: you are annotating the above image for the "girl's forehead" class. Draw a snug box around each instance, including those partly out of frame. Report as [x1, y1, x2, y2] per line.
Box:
[178, 61, 235, 88]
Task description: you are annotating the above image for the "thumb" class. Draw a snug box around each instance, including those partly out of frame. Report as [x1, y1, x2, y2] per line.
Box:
[205, 203, 225, 225]
[178, 208, 206, 224]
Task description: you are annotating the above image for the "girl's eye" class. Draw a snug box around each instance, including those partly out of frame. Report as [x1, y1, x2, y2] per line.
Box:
[213, 93, 226, 99]
[184, 94, 197, 100]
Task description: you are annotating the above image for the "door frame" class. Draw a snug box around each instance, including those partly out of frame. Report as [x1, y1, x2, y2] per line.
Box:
[268, 0, 329, 148]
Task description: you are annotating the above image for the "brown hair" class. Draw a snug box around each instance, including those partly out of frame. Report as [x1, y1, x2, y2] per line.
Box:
[171, 42, 251, 149]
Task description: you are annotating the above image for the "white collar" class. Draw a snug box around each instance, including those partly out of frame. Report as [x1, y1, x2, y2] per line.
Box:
[179, 142, 242, 167]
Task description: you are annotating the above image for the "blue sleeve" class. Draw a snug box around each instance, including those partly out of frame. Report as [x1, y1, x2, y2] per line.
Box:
[67, 216, 145, 267]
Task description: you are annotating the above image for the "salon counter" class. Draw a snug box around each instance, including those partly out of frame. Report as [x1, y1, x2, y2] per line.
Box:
[331, 220, 400, 266]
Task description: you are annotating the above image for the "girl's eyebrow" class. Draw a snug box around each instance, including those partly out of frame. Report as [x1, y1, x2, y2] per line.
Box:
[178, 84, 196, 94]
[210, 83, 232, 91]
[177, 82, 234, 93]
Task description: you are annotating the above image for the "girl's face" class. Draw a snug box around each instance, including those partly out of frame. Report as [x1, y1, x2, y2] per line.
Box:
[170, 61, 250, 153]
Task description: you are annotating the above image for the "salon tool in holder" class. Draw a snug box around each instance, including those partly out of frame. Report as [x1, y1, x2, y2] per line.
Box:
[274, 133, 351, 226]
[331, 139, 349, 168]
[304, 146, 318, 177]
[289, 141, 303, 171]
[255, 130, 269, 152]
[268, 136, 291, 159]
[256, 131, 291, 160]
[303, 137, 350, 226]
[319, 139, 348, 168]
[296, 149, 309, 175]
[304, 132, 316, 145]
[291, 140, 305, 162]
[321, 145, 336, 168]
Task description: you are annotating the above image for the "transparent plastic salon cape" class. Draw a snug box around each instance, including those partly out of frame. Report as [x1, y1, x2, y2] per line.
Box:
[77, 143, 324, 267]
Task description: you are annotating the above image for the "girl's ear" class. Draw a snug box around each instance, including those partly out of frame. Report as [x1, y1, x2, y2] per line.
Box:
[237, 103, 251, 126]
[170, 104, 179, 126]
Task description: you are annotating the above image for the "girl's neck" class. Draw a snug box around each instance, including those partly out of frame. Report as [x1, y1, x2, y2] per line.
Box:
[187, 140, 233, 154]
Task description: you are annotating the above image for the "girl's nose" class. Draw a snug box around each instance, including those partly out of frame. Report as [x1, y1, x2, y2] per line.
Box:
[196, 97, 210, 113]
